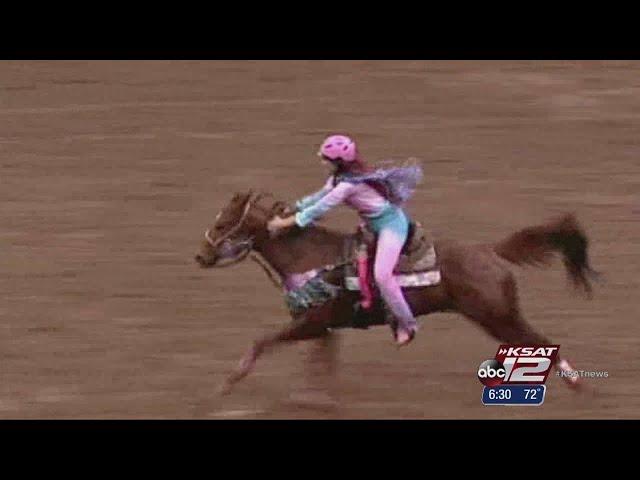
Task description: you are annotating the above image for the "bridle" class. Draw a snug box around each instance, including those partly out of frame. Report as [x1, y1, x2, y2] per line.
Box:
[203, 193, 277, 269]
[204, 197, 254, 251]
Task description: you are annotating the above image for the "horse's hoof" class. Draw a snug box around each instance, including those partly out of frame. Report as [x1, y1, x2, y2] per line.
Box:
[286, 390, 339, 411]
[218, 382, 233, 396]
[556, 359, 583, 391]
[565, 377, 583, 391]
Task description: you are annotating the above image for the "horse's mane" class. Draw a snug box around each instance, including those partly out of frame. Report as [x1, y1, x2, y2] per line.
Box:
[248, 191, 350, 255]
[291, 222, 350, 243]
[251, 191, 348, 238]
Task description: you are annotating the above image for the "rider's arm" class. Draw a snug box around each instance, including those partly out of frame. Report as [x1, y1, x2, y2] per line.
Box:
[295, 177, 335, 211]
[295, 181, 354, 228]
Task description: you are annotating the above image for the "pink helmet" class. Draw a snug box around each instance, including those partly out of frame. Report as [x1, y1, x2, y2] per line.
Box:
[318, 135, 358, 162]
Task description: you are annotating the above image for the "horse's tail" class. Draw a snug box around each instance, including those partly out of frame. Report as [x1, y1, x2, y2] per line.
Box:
[493, 213, 600, 296]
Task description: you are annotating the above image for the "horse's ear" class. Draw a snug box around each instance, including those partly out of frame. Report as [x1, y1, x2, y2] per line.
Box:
[243, 189, 255, 205]
[252, 190, 271, 205]
[232, 190, 253, 204]
[272, 201, 289, 216]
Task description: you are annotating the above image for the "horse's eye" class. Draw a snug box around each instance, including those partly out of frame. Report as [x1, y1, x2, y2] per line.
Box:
[215, 224, 226, 232]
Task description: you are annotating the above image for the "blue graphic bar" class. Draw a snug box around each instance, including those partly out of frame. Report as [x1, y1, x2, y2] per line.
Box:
[482, 385, 546, 406]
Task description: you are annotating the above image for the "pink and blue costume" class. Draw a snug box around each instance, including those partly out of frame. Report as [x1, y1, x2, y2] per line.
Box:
[294, 160, 423, 336]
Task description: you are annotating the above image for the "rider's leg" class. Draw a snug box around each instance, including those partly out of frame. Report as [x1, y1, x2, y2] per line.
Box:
[374, 226, 418, 341]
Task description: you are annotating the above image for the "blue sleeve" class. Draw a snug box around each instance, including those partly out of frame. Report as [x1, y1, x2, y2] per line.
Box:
[295, 177, 334, 211]
[295, 182, 353, 227]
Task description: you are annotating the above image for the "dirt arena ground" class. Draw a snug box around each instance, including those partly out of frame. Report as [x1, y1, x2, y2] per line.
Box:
[1, 61, 638, 419]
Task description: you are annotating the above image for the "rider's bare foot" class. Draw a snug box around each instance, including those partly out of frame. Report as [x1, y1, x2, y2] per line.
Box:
[395, 327, 416, 347]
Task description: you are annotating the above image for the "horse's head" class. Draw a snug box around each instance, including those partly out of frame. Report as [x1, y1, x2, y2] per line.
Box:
[194, 190, 289, 268]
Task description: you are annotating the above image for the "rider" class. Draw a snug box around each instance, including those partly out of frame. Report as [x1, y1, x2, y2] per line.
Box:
[267, 134, 423, 347]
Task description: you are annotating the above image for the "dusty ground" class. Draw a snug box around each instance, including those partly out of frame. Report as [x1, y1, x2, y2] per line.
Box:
[1, 61, 638, 419]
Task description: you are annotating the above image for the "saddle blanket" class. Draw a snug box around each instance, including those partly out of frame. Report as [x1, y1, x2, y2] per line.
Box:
[344, 269, 442, 290]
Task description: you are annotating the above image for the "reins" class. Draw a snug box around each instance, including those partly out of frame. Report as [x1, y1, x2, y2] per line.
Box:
[204, 197, 254, 249]
[205, 192, 287, 289]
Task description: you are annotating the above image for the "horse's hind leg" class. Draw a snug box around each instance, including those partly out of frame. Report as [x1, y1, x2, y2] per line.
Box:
[501, 276, 582, 390]
[219, 314, 328, 396]
[460, 272, 581, 390]
[489, 315, 581, 390]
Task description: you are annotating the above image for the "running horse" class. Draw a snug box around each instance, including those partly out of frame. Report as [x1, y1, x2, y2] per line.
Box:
[194, 190, 599, 398]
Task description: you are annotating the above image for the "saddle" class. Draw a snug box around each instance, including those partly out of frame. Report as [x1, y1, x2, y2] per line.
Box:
[282, 220, 440, 324]
[350, 221, 437, 274]
[339, 220, 440, 311]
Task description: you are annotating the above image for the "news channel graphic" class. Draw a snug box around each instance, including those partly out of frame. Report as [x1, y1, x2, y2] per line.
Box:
[477, 345, 559, 406]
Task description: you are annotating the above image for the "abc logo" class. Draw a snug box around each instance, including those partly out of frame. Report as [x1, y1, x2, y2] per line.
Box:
[477, 359, 506, 387]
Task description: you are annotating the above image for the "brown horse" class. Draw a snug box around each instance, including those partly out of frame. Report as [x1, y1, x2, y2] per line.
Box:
[194, 190, 599, 398]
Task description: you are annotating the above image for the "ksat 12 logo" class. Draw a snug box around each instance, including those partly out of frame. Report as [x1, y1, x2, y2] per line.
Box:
[477, 345, 559, 406]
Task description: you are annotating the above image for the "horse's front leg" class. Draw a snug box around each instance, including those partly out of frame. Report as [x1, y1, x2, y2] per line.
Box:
[218, 311, 329, 396]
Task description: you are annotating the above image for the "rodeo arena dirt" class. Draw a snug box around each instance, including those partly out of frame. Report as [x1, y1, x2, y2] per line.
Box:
[1, 61, 638, 419]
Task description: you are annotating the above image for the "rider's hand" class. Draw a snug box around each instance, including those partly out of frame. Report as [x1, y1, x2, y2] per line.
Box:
[267, 216, 284, 234]
[267, 215, 296, 236]
[282, 204, 297, 216]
